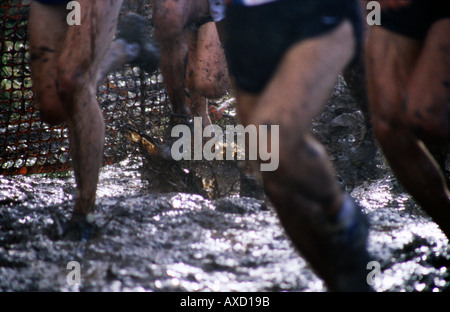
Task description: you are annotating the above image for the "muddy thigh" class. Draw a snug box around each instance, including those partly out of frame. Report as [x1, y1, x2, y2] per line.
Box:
[192, 22, 230, 99]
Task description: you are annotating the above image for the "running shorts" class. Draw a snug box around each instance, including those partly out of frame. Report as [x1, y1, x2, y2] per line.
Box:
[380, 0, 450, 40]
[224, 0, 362, 93]
[34, 0, 69, 5]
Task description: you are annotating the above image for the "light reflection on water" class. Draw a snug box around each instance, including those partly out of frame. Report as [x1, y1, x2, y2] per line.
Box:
[0, 157, 449, 292]
[352, 176, 449, 292]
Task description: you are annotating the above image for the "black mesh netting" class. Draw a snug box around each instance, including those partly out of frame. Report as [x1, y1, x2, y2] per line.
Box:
[1, 0, 170, 175]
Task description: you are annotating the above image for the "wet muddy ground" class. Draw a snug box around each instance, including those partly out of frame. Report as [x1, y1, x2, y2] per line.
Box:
[0, 79, 449, 292]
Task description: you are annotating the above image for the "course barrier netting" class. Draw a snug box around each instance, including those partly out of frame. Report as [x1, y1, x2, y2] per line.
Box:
[1, 0, 170, 175]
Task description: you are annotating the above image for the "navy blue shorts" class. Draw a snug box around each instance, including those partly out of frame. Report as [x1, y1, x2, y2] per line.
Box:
[224, 0, 362, 94]
[34, 0, 69, 5]
[381, 0, 450, 40]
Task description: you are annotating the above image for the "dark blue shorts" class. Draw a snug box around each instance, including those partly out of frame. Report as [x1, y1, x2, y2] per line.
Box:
[224, 0, 362, 94]
[34, 0, 69, 5]
[381, 0, 450, 40]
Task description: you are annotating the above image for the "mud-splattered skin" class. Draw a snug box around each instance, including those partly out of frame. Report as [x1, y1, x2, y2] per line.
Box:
[365, 2, 450, 238]
[28, 0, 125, 236]
[226, 2, 374, 288]
[151, 0, 230, 127]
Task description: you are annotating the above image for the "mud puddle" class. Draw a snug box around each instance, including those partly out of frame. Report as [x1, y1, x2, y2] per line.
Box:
[0, 156, 322, 292]
[0, 156, 449, 292]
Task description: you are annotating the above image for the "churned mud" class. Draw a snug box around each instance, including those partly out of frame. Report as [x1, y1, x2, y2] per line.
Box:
[0, 79, 449, 292]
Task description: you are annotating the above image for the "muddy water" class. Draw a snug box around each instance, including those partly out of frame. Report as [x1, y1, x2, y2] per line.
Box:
[0, 157, 322, 292]
[1, 156, 449, 292]
[1, 83, 449, 292]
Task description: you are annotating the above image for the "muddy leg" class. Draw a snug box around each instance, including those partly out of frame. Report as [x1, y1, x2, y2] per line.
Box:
[343, 44, 447, 178]
[183, 21, 231, 130]
[29, 0, 124, 240]
[198, 22, 230, 101]
[366, 25, 450, 238]
[152, 1, 193, 119]
[235, 21, 371, 291]
[184, 25, 211, 127]
[28, 2, 68, 125]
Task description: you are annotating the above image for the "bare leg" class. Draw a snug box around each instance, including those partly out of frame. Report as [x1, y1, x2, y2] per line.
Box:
[29, 0, 124, 239]
[406, 20, 450, 141]
[152, 0, 209, 118]
[61, 0, 124, 225]
[192, 22, 230, 100]
[28, 2, 68, 125]
[184, 21, 230, 127]
[185, 24, 211, 127]
[366, 25, 450, 237]
[235, 21, 371, 291]
[153, 0, 229, 128]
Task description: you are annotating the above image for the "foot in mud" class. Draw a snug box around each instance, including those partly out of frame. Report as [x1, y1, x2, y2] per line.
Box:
[324, 195, 373, 291]
[64, 219, 100, 242]
[239, 165, 265, 200]
[117, 12, 160, 74]
[240, 174, 265, 199]
[51, 213, 100, 241]
[159, 114, 194, 160]
[351, 125, 379, 167]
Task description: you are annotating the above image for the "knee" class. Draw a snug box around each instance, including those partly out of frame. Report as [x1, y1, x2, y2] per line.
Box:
[262, 135, 341, 210]
[36, 96, 68, 125]
[57, 64, 79, 96]
[32, 78, 69, 125]
[56, 62, 87, 112]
